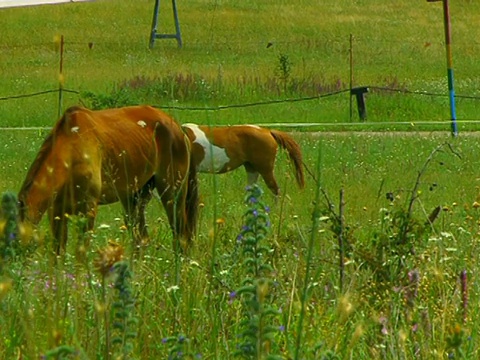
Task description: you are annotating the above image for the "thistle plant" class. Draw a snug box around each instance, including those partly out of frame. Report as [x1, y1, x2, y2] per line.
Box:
[233, 185, 281, 360]
[94, 244, 137, 360]
[162, 334, 199, 360]
[110, 261, 138, 360]
[0, 191, 20, 264]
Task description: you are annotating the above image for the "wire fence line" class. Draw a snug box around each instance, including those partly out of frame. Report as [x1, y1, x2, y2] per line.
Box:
[0, 87, 345, 106]
[2, 85, 480, 107]
[2, 85, 480, 131]
[5, 120, 480, 132]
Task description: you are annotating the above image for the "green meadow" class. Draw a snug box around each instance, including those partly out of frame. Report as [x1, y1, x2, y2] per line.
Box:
[1, 1, 480, 359]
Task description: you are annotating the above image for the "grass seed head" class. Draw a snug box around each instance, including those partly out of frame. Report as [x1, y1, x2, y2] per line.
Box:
[94, 241, 124, 276]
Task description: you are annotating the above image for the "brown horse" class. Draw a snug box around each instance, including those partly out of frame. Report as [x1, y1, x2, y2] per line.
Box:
[182, 124, 305, 195]
[18, 105, 198, 254]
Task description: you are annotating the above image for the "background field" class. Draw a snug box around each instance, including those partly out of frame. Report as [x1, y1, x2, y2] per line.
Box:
[1, 1, 480, 359]
[2, 0, 480, 130]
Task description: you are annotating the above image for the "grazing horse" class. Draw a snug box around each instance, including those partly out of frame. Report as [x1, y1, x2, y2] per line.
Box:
[18, 105, 198, 254]
[182, 124, 305, 195]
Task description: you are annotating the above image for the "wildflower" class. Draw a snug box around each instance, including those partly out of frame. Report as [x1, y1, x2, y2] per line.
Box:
[0, 279, 12, 299]
[167, 285, 180, 293]
[379, 316, 388, 335]
[178, 335, 186, 343]
[406, 269, 420, 307]
[337, 295, 354, 322]
[349, 324, 364, 347]
[94, 242, 124, 276]
[94, 302, 107, 314]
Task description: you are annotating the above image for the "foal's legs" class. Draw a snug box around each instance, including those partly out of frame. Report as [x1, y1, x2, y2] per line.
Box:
[244, 163, 280, 196]
[246, 168, 260, 186]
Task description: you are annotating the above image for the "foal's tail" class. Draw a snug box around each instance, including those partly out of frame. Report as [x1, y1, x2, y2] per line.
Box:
[270, 130, 305, 189]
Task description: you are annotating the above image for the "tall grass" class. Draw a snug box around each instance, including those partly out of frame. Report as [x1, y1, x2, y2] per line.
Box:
[1, 130, 480, 358]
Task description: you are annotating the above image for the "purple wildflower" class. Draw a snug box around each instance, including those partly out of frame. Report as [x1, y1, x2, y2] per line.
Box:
[406, 269, 420, 307]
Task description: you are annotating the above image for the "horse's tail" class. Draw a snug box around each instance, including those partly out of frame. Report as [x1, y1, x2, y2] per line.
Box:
[270, 130, 305, 189]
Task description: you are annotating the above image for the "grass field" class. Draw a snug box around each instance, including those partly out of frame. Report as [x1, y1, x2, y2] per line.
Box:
[2, 1, 480, 359]
[2, 0, 480, 129]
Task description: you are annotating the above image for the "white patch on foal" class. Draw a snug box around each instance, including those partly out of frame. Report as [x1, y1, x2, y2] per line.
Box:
[234, 124, 261, 130]
[184, 124, 230, 173]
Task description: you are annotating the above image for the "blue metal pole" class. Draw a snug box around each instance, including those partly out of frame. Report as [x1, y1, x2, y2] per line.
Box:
[427, 0, 458, 136]
[442, 0, 458, 136]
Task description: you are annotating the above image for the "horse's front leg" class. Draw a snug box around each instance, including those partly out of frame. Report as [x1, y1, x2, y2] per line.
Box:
[121, 191, 152, 253]
[49, 211, 69, 255]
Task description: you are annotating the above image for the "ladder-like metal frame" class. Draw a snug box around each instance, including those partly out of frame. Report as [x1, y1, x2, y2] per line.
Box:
[149, 0, 182, 49]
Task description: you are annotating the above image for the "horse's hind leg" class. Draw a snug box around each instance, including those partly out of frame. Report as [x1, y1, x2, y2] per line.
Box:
[136, 179, 155, 240]
[154, 177, 189, 251]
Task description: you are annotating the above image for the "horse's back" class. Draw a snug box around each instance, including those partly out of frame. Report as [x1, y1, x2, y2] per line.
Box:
[186, 124, 275, 150]
[45, 105, 184, 204]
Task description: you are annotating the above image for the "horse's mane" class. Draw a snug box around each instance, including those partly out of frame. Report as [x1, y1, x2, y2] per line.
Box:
[19, 106, 82, 195]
